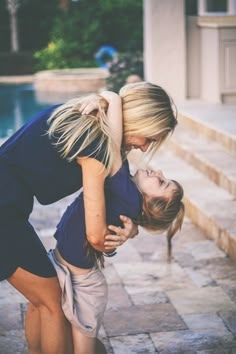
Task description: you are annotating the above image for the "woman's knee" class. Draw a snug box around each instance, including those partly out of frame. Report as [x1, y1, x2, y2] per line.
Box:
[8, 267, 63, 313]
[31, 288, 63, 315]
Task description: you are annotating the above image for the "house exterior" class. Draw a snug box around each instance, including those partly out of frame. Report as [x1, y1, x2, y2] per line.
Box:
[144, 0, 236, 103]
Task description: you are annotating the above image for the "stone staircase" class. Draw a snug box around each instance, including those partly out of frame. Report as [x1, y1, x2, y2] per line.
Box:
[129, 101, 236, 260]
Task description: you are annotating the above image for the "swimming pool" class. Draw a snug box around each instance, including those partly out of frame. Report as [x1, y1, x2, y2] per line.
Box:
[0, 84, 52, 138]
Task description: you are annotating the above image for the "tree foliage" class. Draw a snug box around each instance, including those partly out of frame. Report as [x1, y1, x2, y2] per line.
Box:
[0, 0, 58, 52]
[34, 0, 143, 70]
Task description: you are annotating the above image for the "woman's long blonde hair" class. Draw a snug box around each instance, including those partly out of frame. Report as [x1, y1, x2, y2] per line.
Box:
[47, 95, 116, 175]
[138, 180, 185, 260]
[119, 81, 177, 155]
[47, 82, 177, 174]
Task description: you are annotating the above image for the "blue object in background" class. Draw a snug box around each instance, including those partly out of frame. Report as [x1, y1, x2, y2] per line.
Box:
[95, 45, 117, 68]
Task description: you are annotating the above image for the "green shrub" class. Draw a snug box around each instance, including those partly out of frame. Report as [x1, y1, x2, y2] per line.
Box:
[34, 39, 94, 71]
[106, 51, 143, 93]
[34, 0, 143, 70]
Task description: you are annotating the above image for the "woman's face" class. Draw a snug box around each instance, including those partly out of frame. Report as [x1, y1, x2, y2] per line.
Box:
[124, 133, 165, 152]
[133, 169, 176, 199]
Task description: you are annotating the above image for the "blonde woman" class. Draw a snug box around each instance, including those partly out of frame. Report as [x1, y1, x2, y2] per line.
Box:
[48, 89, 184, 354]
[0, 82, 177, 354]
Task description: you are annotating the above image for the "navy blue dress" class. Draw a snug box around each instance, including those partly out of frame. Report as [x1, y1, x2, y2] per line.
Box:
[0, 105, 106, 280]
[54, 160, 143, 268]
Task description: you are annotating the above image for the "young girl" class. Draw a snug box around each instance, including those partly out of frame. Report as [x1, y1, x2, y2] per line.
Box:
[48, 90, 184, 354]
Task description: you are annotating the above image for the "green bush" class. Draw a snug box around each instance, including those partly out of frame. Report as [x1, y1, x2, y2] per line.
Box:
[34, 39, 94, 70]
[34, 0, 143, 70]
[106, 51, 143, 93]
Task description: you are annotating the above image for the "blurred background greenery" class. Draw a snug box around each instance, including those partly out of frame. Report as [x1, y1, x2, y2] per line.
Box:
[0, 0, 143, 72]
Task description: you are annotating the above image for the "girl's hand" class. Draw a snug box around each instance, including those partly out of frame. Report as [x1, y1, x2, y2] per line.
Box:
[79, 95, 108, 115]
[104, 215, 139, 251]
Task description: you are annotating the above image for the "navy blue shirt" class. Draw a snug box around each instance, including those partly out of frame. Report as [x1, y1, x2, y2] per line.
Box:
[54, 160, 143, 268]
[0, 105, 106, 216]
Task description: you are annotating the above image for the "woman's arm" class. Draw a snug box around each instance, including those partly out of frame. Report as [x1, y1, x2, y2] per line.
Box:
[76, 92, 123, 251]
[78, 92, 138, 250]
[77, 157, 108, 252]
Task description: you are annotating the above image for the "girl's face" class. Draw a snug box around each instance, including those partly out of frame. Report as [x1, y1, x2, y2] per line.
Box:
[133, 169, 176, 200]
[124, 133, 165, 152]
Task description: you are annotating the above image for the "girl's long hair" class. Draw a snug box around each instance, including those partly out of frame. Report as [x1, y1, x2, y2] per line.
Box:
[138, 180, 185, 260]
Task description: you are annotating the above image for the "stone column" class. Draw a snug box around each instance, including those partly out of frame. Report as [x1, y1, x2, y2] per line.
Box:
[143, 0, 186, 101]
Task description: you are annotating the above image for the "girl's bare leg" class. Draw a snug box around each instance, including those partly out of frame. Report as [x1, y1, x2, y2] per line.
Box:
[72, 327, 108, 354]
[7, 267, 73, 354]
[96, 338, 108, 354]
[72, 326, 96, 354]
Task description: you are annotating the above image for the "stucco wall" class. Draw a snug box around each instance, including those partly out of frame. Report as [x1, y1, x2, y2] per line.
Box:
[144, 0, 186, 101]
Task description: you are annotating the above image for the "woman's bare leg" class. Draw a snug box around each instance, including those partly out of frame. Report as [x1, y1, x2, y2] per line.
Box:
[25, 303, 41, 354]
[7, 267, 73, 354]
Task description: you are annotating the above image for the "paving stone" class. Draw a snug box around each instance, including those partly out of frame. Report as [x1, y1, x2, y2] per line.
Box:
[219, 310, 236, 335]
[99, 337, 114, 354]
[151, 329, 236, 353]
[110, 334, 157, 354]
[184, 268, 216, 288]
[103, 303, 186, 336]
[0, 329, 28, 354]
[0, 304, 22, 331]
[114, 262, 195, 291]
[102, 263, 122, 286]
[182, 313, 230, 333]
[106, 284, 132, 310]
[174, 219, 207, 244]
[199, 258, 236, 282]
[197, 349, 236, 354]
[0, 281, 27, 305]
[184, 240, 226, 260]
[167, 287, 236, 315]
[98, 325, 114, 354]
[40, 235, 56, 251]
[173, 251, 199, 268]
[125, 287, 169, 306]
[107, 242, 142, 263]
[20, 303, 28, 327]
[38, 228, 57, 238]
[30, 207, 61, 230]
[218, 280, 236, 304]
[131, 227, 167, 255]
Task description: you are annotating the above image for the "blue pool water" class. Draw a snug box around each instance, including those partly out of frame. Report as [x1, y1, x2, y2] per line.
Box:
[0, 84, 52, 138]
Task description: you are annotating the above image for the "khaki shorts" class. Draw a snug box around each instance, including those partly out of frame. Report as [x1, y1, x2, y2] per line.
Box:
[48, 249, 108, 337]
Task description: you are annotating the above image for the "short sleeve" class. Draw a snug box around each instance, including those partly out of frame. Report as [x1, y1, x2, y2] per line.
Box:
[67, 131, 108, 166]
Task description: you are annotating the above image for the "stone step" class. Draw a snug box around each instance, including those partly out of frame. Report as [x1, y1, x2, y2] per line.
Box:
[177, 102, 236, 156]
[129, 150, 236, 260]
[167, 124, 236, 197]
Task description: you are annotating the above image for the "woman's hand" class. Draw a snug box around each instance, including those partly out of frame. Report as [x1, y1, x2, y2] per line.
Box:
[104, 215, 139, 251]
[79, 94, 108, 115]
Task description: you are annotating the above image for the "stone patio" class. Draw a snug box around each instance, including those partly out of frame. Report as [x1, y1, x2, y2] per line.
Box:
[0, 80, 236, 353]
[0, 195, 236, 353]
